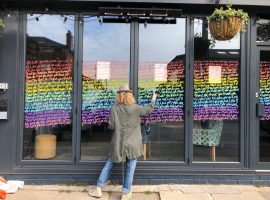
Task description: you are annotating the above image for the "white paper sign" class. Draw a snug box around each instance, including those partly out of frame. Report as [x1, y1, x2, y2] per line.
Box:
[209, 65, 222, 83]
[154, 63, 167, 81]
[96, 61, 110, 80]
[0, 112, 8, 120]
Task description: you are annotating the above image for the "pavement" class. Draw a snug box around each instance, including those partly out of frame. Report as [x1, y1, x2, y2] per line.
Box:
[6, 184, 270, 200]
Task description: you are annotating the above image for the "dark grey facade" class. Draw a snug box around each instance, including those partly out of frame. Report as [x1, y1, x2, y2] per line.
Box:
[0, 0, 270, 184]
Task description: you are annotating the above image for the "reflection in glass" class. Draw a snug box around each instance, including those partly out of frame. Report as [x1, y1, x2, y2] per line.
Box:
[81, 17, 130, 160]
[257, 19, 270, 42]
[259, 51, 270, 162]
[138, 19, 186, 161]
[193, 18, 240, 162]
[23, 14, 74, 160]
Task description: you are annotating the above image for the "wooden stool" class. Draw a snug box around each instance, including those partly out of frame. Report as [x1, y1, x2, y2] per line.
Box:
[35, 134, 56, 159]
[143, 144, 147, 160]
[210, 146, 216, 162]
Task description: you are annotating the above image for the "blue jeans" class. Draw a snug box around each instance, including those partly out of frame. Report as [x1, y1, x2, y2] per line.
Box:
[97, 158, 137, 193]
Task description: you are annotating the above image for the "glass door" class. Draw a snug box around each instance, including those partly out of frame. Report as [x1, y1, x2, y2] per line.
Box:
[80, 17, 188, 162]
[138, 19, 186, 161]
[258, 48, 270, 166]
[192, 18, 241, 162]
[80, 17, 130, 161]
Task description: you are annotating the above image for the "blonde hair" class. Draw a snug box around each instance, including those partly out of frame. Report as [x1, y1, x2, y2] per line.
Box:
[116, 92, 136, 105]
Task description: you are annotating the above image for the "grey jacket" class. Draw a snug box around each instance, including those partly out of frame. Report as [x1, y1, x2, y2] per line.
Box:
[108, 101, 155, 163]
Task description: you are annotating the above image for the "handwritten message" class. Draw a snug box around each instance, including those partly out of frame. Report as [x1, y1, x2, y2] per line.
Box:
[81, 60, 240, 125]
[139, 61, 185, 123]
[193, 60, 239, 120]
[25, 59, 73, 128]
[25, 59, 241, 127]
[82, 60, 129, 125]
[260, 61, 270, 120]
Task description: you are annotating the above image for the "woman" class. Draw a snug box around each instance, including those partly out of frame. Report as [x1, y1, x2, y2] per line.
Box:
[89, 85, 157, 200]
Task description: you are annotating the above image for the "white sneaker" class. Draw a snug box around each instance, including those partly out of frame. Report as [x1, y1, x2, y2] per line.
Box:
[121, 192, 132, 200]
[88, 186, 102, 198]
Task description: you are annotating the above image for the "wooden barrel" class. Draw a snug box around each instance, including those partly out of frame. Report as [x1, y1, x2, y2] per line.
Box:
[35, 134, 56, 159]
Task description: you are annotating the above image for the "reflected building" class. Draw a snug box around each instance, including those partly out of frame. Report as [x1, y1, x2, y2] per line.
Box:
[27, 30, 74, 61]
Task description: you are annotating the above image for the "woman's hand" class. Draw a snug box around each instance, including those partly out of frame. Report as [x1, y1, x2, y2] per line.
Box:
[152, 91, 158, 101]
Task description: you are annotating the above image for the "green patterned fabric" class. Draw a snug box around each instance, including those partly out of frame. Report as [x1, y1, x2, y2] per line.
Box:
[193, 120, 223, 147]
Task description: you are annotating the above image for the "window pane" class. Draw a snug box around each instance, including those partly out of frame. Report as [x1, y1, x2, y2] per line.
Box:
[24, 14, 74, 160]
[193, 18, 240, 162]
[138, 19, 186, 161]
[81, 17, 130, 160]
[257, 19, 270, 42]
[259, 50, 270, 162]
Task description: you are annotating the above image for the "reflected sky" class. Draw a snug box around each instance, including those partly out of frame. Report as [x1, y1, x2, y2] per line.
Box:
[83, 17, 130, 61]
[26, 15, 239, 62]
[139, 18, 186, 63]
[27, 14, 74, 45]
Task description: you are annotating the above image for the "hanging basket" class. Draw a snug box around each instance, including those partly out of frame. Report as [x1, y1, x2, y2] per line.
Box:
[209, 17, 242, 41]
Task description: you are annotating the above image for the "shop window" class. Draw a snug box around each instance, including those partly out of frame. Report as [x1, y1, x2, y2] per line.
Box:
[81, 17, 130, 160]
[193, 18, 240, 162]
[138, 19, 186, 161]
[257, 19, 270, 42]
[23, 14, 74, 160]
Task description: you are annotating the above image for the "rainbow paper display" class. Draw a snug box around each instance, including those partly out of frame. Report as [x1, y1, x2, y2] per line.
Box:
[82, 60, 129, 125]
[138, 61, 184, 123]
[25, 59, 73, 128]
[25, 59, 242, 128]
[81, 60, 240, 125]
[193, 60, 239, 120]
[260, 61, 270, 120]
[82, 82, 115, 125]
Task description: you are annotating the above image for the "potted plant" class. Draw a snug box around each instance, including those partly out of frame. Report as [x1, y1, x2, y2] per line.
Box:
[208, 4, 248, 41]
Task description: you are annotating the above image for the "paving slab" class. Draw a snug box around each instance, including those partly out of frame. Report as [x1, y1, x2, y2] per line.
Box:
[156, 184, 171, 191]
[56, 191, 109, 200]
[259, 192, 270, 200]
[8, 190, 59, 200]
[259, 186, 270, 192]
[234, 185, 260, 192]
[109, 192, 160, 200]
[203, 185, 241, 194]
[89, 184, 159, 193]
[168, 184, 184, 190]
[170, 185, 207, 193]
[159, 190, 213, 200]
[130, 192, 160, 200]
[6, 184, 270, 200]
[109, 192, 122, 200]
[212, 192, 266, 200]
[23, 185, 86, 192]
[132, 185, 158, 192]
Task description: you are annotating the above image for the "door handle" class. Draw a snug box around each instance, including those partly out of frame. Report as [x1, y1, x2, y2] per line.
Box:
[256, 103, 265, 117]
